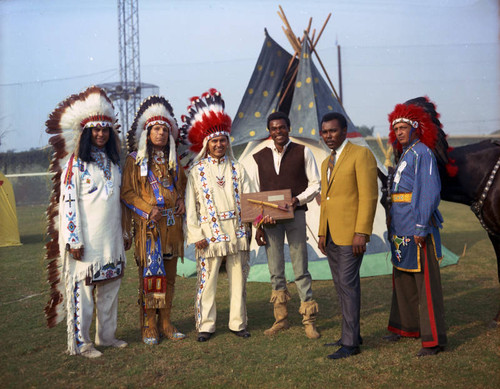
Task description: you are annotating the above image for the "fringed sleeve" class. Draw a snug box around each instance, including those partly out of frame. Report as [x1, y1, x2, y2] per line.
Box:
[121, 154, 185, 265]
[121, 156, 155, 217]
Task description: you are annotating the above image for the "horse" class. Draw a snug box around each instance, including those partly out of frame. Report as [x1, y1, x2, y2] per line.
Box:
[378, 97, 500, 324]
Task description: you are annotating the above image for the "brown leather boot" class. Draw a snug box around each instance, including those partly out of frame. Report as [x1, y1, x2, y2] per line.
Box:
[264, 290, 291, 336]
[300, 300, 321, 339]
[142, 308, 159, 345]
[158, 285, 186, 340]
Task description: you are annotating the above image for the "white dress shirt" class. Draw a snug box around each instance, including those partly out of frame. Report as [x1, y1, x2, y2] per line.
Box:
[327, 138, 349, 182]
[248, 139, 320, 206]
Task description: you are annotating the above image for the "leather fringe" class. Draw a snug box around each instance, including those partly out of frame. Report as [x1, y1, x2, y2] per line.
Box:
[299, 300, 319, 316]
[269, 289, 291, 304]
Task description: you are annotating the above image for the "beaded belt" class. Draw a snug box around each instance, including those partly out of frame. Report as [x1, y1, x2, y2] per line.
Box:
[391, 193, 412, 203]
[160, 207, 174, 216]
[160, 207, 175, 226]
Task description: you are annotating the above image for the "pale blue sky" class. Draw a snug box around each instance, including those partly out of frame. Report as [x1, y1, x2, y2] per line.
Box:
[0, 0, 498, 151]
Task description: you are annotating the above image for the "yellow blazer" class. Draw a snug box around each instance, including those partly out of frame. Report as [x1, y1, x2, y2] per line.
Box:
[318, 141, 378, 246]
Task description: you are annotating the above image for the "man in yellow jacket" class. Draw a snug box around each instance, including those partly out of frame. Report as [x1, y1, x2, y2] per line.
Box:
[318, 112, 378, 360]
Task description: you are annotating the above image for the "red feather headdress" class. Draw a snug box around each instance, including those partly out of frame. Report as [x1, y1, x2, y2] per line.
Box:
[388, 101, 437, 153]
[181, 88, 232, 156]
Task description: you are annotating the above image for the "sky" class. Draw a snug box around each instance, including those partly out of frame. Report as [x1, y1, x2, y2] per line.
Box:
[0, 0, 498, 152]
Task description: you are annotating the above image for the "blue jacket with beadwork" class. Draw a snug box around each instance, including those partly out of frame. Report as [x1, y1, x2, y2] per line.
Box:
[389, 140, 443, 270]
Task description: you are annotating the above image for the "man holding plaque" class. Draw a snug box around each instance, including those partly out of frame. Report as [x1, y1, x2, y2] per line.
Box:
[318, 112, 378, 360]
[251, 112, 321, 339]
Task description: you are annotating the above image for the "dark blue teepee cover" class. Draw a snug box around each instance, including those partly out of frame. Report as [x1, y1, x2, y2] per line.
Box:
[231, 31, 294, 145]
[287, 38, 359, 140]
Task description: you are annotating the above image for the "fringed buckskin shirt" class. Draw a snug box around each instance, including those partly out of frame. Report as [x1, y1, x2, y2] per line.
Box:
[121, 153, 186, 265]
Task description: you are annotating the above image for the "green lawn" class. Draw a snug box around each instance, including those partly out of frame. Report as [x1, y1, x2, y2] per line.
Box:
[0, 202, 498, 388]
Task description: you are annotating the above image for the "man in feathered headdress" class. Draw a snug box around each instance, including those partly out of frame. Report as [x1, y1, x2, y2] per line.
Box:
[45, 86, 129, 358]
[383, 98, 447, 357]
[121, 96, 187, 345]
[183, 88, 252, 342]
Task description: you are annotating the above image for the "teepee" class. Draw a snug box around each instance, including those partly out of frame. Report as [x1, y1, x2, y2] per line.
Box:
[233, 9, 460, 281]
[177, 8, 459, 280]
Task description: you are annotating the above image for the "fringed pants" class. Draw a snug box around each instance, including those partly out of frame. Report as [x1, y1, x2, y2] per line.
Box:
[139, 257, 178, 336]
[195, 252, 249, 333]
[70, 277, 122, 354]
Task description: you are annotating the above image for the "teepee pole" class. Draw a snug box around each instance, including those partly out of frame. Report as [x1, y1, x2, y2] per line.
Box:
[281, 26, 300, 53]
[278, 6, 301, 52]
[278, 65, 299, 107]
[305, 33, 342, 105]
[311, 28, 316, 43]
[313, 13, 331, 48]
[306, 17, 313, 37]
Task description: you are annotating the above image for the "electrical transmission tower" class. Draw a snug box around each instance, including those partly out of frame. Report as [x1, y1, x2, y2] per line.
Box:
[99, 0, 158, 144]
[117, 0, 141, 134]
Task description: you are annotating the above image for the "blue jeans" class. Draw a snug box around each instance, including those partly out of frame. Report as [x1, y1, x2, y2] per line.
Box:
[263, 209, 313, 302]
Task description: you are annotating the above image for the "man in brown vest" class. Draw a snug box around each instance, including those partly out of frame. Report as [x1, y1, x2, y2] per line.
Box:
[252, 111, 321, 339]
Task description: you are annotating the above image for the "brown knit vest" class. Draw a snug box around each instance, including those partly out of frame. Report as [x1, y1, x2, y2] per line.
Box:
[253, 142, 308, 211]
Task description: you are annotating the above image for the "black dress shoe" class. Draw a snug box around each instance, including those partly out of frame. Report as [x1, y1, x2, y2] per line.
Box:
[231, 329, 251, 338]
[197, 332, 212, 342]
[327, 346, 361, 360]
[324, 339, 342, 347]
[416, 346, 443, 357]
[383, 333, 401, 342]
[324, 336, 363, 347]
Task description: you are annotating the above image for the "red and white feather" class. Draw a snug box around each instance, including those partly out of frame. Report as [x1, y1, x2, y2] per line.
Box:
[388, 102, 437, 154]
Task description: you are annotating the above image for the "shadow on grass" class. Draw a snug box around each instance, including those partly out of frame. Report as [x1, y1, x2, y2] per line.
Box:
[444, 281, 499, 351]
[441, 229, 490, 256]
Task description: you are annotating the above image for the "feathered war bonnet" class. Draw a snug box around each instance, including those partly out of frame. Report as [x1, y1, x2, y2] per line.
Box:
[46, 86, 119, 160]
[44, 85, 119, 328]
[388, 99, 438, 154]
[180, 88, 233, 165]
[127, 95, 179, 170]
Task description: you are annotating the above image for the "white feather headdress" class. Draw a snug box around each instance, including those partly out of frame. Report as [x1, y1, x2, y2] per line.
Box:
[44, 86, 119, 328]
[127, 95, 179, 169]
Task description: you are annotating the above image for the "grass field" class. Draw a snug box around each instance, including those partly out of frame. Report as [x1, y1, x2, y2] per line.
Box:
[0, 202, 499, 388]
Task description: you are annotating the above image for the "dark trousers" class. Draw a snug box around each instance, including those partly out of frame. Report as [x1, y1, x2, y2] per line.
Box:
[325, 232, 363, 347]
[388, 234, 447, 348]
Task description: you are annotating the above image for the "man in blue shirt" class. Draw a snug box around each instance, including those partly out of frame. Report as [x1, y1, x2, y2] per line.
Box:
[383, 100, 447, 357]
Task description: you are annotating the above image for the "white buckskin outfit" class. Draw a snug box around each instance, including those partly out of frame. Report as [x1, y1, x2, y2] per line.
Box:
[45, 86, 127, 357]
[182, 89, 251, 337]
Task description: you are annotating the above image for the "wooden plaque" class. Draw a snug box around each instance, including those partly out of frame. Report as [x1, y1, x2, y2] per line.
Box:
[241, 189, 294, 223]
